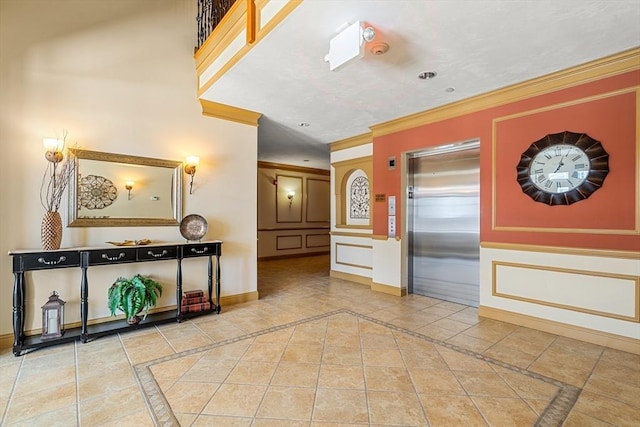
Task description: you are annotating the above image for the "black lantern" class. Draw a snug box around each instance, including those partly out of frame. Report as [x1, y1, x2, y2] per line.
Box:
[41, 291, 65, 340]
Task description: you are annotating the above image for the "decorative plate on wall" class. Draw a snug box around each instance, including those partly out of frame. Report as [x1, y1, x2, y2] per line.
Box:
[79, 174, 118, 209]
[180, 214, 208, 241]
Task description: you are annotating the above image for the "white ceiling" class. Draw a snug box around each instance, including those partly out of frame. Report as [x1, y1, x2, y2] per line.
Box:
[201, 0, 640, 169]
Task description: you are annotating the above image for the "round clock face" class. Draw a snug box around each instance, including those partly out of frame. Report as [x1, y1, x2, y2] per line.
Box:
[529, 144, 590, 193]
[516, 131, 609, 206]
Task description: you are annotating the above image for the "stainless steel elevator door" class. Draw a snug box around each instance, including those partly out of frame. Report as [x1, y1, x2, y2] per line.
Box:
[408, 143, 480, 307]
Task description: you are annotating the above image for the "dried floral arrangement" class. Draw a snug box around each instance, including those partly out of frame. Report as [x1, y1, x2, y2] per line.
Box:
[40, 130, 76, 213]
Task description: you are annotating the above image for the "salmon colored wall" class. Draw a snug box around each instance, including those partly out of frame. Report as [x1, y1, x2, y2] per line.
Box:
[373, 71, 639, 251]
[495, 91, 636, 230]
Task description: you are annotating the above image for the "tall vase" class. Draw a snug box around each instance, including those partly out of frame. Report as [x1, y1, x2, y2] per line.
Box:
[41, 211, 62, 250]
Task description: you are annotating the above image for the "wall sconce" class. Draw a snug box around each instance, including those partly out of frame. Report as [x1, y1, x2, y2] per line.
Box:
[125, 181, 134, 200]
[43, 137, 65, 163]
[41, 291, 65, 340]
[287, 191, 295, 207]
[184, 156, 200, 194]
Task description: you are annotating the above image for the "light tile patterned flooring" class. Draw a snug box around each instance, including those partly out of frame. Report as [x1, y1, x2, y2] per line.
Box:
[1, 255, 638, 426]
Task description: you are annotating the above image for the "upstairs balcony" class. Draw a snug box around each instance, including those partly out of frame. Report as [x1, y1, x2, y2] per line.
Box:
[194, 0, 301, 124]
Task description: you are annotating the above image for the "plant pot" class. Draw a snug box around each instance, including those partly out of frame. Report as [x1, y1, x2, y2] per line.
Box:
[41, 211, 62, 250]
[127, 315, 141, 325]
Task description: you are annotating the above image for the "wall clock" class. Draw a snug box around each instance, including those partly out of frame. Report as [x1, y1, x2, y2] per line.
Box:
[516, 131, 609, 206]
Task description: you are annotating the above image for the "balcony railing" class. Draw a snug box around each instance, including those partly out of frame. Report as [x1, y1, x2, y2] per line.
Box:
[196, 0, 237, 50]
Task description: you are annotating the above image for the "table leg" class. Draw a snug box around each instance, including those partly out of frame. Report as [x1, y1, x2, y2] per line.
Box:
[207, 256, 213, 309]
[12, 271, 24, 356]
[215, 253, 221, 313]
[80, 264, 89, 342]
[176, 258, 183, 322]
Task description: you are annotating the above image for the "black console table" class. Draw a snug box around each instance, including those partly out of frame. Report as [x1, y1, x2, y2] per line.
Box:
[9, 241, 222, 356]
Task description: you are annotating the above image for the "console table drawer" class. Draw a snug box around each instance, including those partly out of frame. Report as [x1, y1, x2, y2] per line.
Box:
[87, 248, 137, 265]
[19, 251, 80, 271]
[138, 246, 177, 261]
[183, 243, 219, 258]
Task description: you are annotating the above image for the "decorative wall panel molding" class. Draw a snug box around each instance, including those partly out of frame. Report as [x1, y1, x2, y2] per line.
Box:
[306, 233, 330, 248]
[492, 261, 639, 322]
[306, 178, 330, 222]
[335, 242, 373, 270]
[275, 175, 302, 223]
[276, 235, 303, 250]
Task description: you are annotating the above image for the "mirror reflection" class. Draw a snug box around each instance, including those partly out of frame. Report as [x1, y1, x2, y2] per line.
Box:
[67, 149, 183, 227]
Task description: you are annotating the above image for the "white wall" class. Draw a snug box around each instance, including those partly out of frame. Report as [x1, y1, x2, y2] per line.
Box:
[480, 247, 640, 339]
[330, 143, 373, 280]
[0, 0, 258, 335]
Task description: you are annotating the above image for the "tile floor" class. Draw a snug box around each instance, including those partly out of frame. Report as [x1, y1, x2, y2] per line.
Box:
[1, 255, 638, 426]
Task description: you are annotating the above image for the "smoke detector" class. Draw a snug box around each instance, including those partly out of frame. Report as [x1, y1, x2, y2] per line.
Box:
[369, 42, 389, 55]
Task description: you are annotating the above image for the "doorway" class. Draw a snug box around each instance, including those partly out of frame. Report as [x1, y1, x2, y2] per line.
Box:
[407, 140, 480, 307]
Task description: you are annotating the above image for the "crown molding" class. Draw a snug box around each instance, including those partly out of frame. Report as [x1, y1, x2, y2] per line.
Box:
[330, 132, 372, 152]
[258, 161, 329, 175]
[370, 47, 640, 138]
[200, 99, 262, 126]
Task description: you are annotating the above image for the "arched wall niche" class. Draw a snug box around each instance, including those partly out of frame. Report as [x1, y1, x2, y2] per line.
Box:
[332, 156, 373, 229]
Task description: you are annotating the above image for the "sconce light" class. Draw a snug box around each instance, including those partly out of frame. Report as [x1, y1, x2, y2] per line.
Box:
[287, 191, 295, 207]
[125, 181, 134, 200]
[41, 291, 65, 340]
[184, 156, 200, 195]
[43, 137, 65, 163]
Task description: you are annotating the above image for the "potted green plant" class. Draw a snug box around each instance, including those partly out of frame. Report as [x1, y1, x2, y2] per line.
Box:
[107, 274, 163, 325]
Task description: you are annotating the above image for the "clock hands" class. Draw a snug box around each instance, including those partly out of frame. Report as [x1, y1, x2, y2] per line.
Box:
[553, 150, 569, 173]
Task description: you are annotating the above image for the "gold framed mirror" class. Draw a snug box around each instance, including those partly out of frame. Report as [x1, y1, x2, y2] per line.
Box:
[67, 149, 183, 227]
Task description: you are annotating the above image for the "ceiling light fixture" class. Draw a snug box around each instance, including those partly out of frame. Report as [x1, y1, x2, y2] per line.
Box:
[418, 71, 437, 80]
[445, 87, 455, 92]
[297, 122, 310, 127]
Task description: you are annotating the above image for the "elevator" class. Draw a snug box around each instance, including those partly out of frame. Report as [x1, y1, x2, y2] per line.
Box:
[407, 140, 480, 307]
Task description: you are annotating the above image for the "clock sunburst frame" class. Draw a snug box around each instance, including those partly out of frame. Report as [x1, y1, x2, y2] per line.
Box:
[516, 131, 609, 206]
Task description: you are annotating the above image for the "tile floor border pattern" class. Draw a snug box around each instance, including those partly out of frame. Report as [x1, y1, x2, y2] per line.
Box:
[133, 309, 581, 427]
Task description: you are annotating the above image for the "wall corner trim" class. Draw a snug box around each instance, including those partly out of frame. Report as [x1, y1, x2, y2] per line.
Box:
[478, 305, 640, 355]
[200, 99, 262, 126]
[221, 290, 259, 306]
[0, 333, 12, 351]
[372, 282, 406, 297]
[330, 270, 372, 287]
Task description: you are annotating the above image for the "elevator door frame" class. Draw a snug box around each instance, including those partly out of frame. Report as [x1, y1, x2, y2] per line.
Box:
[405, 138, 480, 302]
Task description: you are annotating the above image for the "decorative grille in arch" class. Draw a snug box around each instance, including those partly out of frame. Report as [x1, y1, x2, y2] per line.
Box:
[349, 176, 370, 219]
